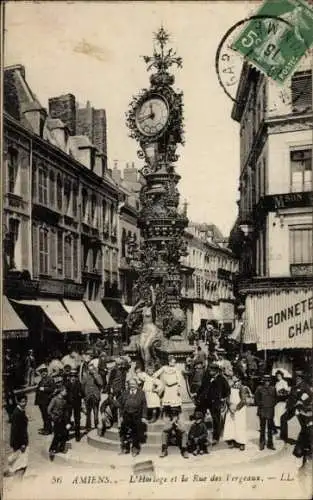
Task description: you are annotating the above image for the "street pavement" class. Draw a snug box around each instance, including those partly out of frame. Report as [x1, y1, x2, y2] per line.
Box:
[4, 391, 311, 500]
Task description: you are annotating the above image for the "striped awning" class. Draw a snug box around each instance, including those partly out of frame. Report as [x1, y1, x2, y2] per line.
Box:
[63, 300, 101, 335]
[13, 299, 78, 333]
[84, 300, 118, 331]
[245, 290, 313, 350]
[3, 297, 28, 339]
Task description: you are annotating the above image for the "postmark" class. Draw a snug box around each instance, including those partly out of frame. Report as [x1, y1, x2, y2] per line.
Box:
[231, 0, 313, 84]
[215, 15, 312, 108]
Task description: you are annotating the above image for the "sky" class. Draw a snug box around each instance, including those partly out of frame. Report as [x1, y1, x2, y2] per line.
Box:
[4, 1, 258, 237]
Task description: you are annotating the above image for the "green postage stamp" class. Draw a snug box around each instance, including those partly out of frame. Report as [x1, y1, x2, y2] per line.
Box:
[232, 0, 313, 83]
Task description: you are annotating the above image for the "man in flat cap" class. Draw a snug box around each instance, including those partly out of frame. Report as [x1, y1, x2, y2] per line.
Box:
[65, 368, 83, 441]
[254, 375, 276, 450]
[35, 365, 55, 435]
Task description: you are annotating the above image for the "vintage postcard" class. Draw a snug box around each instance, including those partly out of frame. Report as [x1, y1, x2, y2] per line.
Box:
[2, 1, 313, 499]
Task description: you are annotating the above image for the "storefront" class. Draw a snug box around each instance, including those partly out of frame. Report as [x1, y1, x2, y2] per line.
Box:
[244, 288, 313, 374]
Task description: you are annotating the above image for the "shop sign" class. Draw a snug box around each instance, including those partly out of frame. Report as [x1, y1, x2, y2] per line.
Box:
[260, 191, 313, 212]
[245, 290, 313, 350]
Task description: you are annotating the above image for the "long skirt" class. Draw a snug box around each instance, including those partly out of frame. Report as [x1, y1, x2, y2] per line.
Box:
[223, 407, 247, 445]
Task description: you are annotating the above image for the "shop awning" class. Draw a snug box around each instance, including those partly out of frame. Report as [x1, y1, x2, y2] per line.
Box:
[84, 300, 119, 331]
[245, 290, 313, 350]
[192, 303, 212, 330]
[3, 297, 28, 339]
[13, 299, 78, 333]
[63, 300, 101, 334]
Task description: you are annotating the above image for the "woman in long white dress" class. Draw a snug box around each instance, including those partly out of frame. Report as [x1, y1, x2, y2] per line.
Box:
[274, 370, 290, 431]
[153, 356, 182, 416]
[223, 375, 248, 451]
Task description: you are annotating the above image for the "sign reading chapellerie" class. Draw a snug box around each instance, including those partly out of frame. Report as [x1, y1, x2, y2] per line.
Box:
[245, 290, 313, 350]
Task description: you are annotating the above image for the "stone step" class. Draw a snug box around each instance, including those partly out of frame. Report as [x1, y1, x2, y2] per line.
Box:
[104, 420, 192, 443]
[88, 430, 161, 453]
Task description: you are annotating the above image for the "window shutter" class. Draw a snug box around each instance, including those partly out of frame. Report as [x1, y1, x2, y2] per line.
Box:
[32, 224, 38, 278]
[73, 237, 78, 280]
[21, 219, 29, 269]
[50, 230, 57, 277]
[291, 71, 312, 112]
[20, 153, 29, 200]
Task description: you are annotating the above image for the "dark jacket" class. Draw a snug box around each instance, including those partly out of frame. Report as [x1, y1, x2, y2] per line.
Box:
[107, 367, 127, 396]
[286, 382, 309, 410]
[188, 421, 208, 442]
[254, 384, 276, 419]
[35, 375, 56, 406]
[81, 372, 102, 401]
[48, 394, 68, 423]
[197, 373, 230, 408]
[66, 379, 83, 406]
[118, 389, 147, 419]
[10, 406, 29, 451]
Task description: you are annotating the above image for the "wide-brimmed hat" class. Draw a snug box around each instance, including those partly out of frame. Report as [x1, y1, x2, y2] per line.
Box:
[70, 368, 78, 375]
[37, 364, 48, 373]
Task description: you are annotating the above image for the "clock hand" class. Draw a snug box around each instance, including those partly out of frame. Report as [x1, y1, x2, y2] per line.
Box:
[138, 112, 154, 123]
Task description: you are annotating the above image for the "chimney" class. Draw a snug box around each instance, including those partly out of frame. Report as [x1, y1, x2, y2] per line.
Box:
[48, 93, 76, 135]
[123, 162, 138, 184]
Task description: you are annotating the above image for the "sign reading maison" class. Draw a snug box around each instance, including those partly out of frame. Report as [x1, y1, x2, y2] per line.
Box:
[259, 191, 313, 212]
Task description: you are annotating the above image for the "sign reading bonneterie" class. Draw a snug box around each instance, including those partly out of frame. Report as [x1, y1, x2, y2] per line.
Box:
[245, 290, 313, 350]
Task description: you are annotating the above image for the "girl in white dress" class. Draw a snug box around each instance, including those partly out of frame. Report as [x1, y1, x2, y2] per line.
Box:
[136, 365, 163, 422]
[153, 356, 182, 417]
[223, 375, 248, 451]
[274, 370, 290, 431]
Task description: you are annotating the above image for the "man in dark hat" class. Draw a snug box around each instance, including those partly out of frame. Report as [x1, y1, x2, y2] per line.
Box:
[66, 368, 83, 441]
[254, 375, 276, 450]
[118, 378, 147, 457]
[35, 366, 55, 435]
[280, 370, 309, 444]
[188, 411, 209, 455]
[196, 362, 230, 444]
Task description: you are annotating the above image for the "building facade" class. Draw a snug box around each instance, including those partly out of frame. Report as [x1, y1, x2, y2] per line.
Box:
[3, 65, 119, 357]
[181, 222, 238, 334]
[229, 51, 313, 370]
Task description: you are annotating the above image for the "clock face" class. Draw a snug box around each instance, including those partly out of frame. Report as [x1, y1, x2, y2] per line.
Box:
[135, 96, 169, 137]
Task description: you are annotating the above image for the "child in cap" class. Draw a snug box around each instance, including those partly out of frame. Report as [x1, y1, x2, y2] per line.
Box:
[188, 411, 209, 455]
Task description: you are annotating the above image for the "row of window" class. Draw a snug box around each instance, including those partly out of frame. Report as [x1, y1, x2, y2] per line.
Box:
[33, 226, 118, 278]
[240, 71, 312, 169]
[241, 148, 312, 216]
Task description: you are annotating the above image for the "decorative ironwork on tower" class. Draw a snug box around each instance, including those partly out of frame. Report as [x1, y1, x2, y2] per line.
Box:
[126, 28, 188, 338]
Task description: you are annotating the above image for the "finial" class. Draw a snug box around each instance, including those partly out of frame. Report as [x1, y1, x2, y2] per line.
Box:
[142, 27, 182, 75]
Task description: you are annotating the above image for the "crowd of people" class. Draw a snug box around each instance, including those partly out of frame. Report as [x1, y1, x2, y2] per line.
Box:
[4, 335, 313, 478]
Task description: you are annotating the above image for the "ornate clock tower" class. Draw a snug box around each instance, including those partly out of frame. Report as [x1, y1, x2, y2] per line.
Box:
[125, 28, 193, 367]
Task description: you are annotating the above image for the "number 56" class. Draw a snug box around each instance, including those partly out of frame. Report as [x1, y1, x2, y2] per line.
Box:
[241, 30, 262, 48]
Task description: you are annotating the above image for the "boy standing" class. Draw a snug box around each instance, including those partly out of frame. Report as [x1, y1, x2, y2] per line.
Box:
[254, 374, 276, 451]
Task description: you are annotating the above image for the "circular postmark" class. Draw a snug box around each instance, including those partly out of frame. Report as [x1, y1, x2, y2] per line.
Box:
[215, 14, 312, 108]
